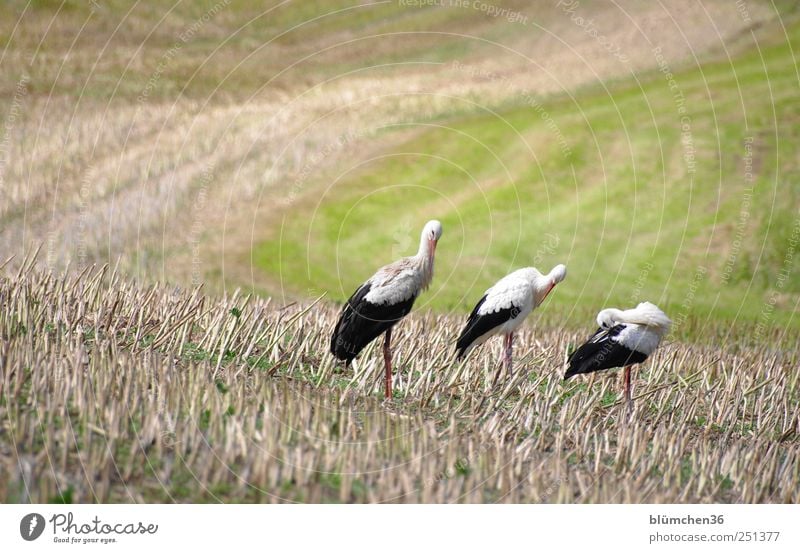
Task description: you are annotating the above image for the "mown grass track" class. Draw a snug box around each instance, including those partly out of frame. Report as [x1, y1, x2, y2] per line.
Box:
[257, 12, 800, 333]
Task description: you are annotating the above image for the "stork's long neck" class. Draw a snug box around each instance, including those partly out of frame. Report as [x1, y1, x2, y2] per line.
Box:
[606, 309, 625, 322]
[415, 234, 435, 291]
[605, 306, 671, 335]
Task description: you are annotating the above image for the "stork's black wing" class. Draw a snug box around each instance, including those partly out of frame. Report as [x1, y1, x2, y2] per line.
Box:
[564, 324, 647, 379]
[330, 283, 416, 362]
[454, 295, 518, 359]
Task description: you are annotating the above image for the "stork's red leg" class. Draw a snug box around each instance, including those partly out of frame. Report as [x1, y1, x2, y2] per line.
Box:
[383, 328, 393, 399]
[500, 334, 508, 370]
[624, 365, 632, 415]
[504, 333, 514, 375]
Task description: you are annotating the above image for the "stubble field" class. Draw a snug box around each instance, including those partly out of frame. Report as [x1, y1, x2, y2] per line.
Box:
[1, 264, 797, 503]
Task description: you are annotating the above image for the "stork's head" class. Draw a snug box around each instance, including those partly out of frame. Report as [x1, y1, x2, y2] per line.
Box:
[535, 263, 567, 304]
[420, 220, 443, 263]
[596, 308, 624, 329]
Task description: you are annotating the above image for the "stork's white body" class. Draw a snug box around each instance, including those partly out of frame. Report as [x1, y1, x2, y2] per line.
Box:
[462, 268, 539, 355]
[363, 259, 432, 306]
[615, 324, 662, 356]
[456, 265, 567, 369]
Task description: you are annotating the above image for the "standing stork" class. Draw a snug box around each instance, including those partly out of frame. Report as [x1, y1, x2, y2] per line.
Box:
[455, 264, 567, 373]
[564, 302, 671, 413]
[330, 220, 443, 399]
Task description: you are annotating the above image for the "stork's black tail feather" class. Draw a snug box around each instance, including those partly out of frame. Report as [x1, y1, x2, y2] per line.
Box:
[454, 327, 476, 360]
[563, 347, 581, 380]
[454, 294, 515, 361]
[330, 283, 416, 362]
[564, 325, 647, 379]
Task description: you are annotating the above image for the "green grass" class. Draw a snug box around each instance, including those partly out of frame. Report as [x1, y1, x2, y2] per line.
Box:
[255, 18, 800, 336]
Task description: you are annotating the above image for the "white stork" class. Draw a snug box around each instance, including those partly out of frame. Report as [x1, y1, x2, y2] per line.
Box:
[565, 302, 671, 413]
[330, 220, 443, 399]
[455, 264, 567, 372]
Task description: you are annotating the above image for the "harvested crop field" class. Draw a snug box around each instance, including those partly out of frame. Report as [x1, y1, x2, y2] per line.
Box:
[1, 264, 797, 503]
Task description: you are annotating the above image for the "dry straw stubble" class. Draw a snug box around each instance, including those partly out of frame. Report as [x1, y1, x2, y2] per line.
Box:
[0, 262, 797, 503]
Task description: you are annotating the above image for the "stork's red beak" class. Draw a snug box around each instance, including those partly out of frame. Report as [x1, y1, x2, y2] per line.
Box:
[541, 281, 556, 301]
[428, 238, 437, 263]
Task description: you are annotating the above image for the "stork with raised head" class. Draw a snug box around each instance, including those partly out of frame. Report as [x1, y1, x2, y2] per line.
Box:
[455, 264, 567, 373]
[564, 302, 671, 413]
[330, 220, 443, 399]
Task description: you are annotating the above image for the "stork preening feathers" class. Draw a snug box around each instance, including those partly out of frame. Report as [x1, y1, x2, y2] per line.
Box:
[565, 302, 671, 413]
[330, 220, 443, 399]
[455, 265, 567, 373]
